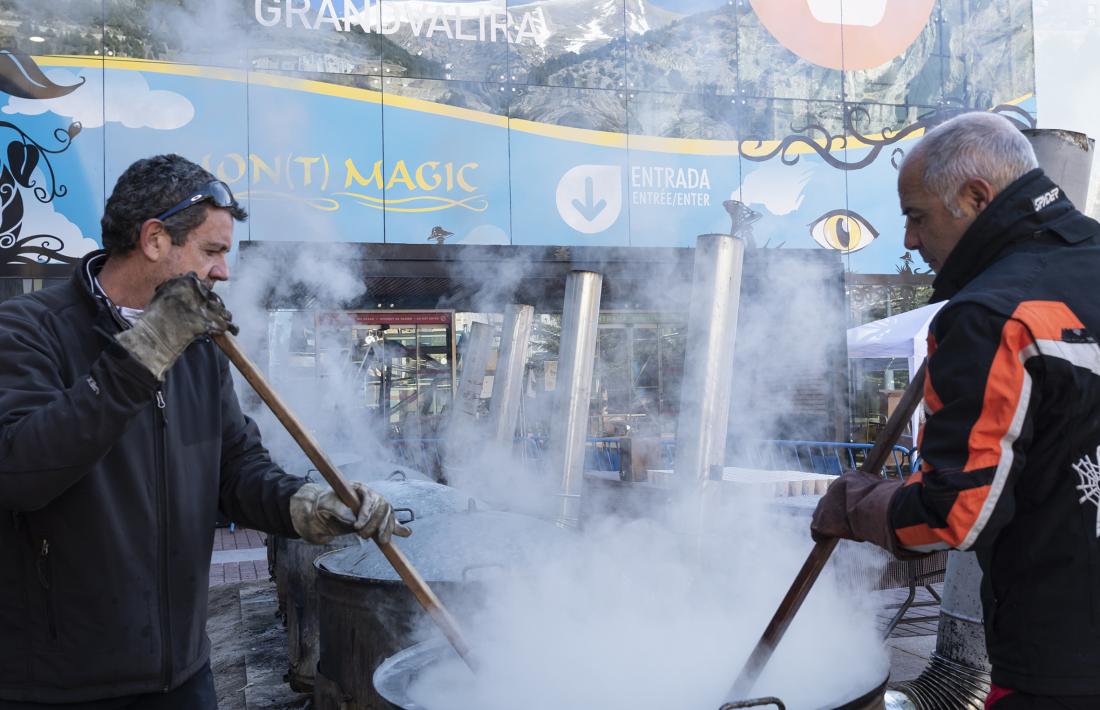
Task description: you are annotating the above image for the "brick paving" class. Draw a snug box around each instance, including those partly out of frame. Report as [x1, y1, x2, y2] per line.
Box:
[210, 527, 269, 588]
[212, 526, 267, 552]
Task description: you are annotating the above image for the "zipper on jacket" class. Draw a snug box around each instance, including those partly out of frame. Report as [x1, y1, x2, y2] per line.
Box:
[153, 390, 172, 691]
[36, 538, 57, 641]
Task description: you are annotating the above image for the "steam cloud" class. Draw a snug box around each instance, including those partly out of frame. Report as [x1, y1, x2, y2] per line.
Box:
[404, 495, 888, 710]
[127, 2, 901, 706]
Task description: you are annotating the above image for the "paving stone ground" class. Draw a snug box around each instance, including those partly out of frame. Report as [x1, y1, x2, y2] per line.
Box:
[209, 526, 270, 588]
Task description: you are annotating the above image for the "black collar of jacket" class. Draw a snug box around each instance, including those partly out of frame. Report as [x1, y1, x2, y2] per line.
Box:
[930, 168, 1095, 302]
[73, 249, 129, 336]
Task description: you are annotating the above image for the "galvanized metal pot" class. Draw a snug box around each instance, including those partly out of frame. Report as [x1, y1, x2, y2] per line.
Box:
[275, 476, 482, 692]
[373, 640, 889, 710]
[314, 510, 573, 710]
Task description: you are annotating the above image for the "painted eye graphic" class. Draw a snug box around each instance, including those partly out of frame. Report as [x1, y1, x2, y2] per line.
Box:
[809, 209, 880, 253]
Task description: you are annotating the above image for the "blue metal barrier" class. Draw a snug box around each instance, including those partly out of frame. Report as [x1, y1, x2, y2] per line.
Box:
[508, 435, 625, 472]
[394, 435, 918, 479]
[736, 440, 916, 478]
[585, 437, 623, 471]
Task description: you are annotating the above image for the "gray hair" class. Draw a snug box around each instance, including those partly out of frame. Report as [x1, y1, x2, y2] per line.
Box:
[906, 112, 1038, 217]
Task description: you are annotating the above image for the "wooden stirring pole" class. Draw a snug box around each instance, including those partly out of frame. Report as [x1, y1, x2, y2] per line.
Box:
[728, 362, 928, 700]
[213, 333, 476, 670]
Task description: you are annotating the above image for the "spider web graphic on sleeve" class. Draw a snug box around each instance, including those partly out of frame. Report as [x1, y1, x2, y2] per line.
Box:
[1072, 446, 1100, 538]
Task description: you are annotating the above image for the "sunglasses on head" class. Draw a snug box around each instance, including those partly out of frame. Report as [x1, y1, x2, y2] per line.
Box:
[152, 180, 237, 222]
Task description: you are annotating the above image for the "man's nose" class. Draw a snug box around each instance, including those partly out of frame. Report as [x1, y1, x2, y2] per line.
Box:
[209, 258, 229, 282]
[903, 228, 920, 251]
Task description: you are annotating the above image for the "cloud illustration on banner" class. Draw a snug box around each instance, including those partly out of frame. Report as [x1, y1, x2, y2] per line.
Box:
[731, 161, 814, 216]
[18, 198, 99, 262]
[457, 224, 509, 245]
[3, 69, 194, 130]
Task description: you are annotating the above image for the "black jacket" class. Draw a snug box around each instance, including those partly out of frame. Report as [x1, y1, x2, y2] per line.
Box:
[0, 252, 304, 703]
[888, 169, 1100, 694]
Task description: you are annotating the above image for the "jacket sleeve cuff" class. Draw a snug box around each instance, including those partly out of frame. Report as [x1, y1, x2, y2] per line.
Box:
[101, 338, 161, 392]
[851, 479, 929, 559]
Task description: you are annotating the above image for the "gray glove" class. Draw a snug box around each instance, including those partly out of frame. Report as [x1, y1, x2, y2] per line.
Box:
[290, 481, 401, 545]
[810, 470, 912, 556]
[116, 272, 238, 380]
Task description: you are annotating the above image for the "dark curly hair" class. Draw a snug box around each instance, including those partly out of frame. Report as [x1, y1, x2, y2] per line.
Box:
[100, 154, 248, 255]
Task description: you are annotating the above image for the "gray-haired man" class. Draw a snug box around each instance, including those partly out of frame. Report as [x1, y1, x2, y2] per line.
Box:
[812, 113, 1100, 708]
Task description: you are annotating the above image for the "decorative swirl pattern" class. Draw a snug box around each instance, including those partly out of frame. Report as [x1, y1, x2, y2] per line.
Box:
[0, 50, 85, 100]
[0, 120, 81, 266]
[334, 192, 489, 214]
[0, 234, 79, 265]
[739, 102, 1037, 171]
[244, 190, 489, 214]
[0, 121, 79, 203]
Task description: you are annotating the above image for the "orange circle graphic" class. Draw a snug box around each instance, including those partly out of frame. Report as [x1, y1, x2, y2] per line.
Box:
[748, 0, 935, 71]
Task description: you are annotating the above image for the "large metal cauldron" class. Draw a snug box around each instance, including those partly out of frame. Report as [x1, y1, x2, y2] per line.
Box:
[276, 475, 479, 692]
[314, 510, 572, 710]
[374, 640, 888, 710]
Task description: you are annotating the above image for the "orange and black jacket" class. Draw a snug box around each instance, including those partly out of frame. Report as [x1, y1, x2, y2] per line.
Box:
[889, 168, 1100, 695]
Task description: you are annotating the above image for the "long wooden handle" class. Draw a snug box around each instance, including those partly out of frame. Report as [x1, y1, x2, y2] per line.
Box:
[728, 362, 928, 699]
[213, 333, 476, 669]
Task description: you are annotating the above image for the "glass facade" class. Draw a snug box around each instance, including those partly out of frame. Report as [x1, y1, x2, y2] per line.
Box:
[310, 310, 455, 435]
[0, 0, 1037, 276]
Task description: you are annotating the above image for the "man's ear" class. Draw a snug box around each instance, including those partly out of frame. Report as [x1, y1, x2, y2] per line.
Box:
[960, 177, 996, 215]
[137, 219, 170, 261]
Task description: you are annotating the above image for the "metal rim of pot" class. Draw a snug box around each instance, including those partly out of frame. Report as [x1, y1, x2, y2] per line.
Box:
[372, 640, 891, 710]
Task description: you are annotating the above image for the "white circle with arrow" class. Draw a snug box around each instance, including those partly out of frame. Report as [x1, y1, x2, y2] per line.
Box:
[555, 165, 623, 235]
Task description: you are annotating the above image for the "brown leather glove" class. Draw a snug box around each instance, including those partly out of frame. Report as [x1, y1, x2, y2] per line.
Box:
[116, 273, 238, 380]
[810, 470, 907, 555]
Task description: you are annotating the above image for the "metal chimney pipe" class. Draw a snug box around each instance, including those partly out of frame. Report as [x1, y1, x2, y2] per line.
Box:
[488, 304, 534, 448]
[935, 551, 990, 670]
[1022, 128, 1094, 210]
[673, 233, 746, 485]
[454, 321, 493, 422]
[885, 551, 991, 709]
[551, 271, 603, 528]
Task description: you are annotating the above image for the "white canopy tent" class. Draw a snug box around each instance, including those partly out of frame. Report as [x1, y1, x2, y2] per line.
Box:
[846, 302, 945, 443]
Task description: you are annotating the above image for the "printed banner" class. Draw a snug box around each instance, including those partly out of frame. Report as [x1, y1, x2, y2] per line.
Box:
[0, 0, 1037, 275]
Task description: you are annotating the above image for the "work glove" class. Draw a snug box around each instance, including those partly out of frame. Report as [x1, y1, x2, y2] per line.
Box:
[289, 481, 407, 545]
[115, 273, 238, 380]
[810, 470, 910, 556]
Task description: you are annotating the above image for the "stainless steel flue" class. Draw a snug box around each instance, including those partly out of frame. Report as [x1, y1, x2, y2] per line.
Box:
[1022, 128, 1094, 211]
[454, 321, 493, 422]
[550, 271, 603, 528]
[487, 303, 534, 447]
[673, 233, 746, 484]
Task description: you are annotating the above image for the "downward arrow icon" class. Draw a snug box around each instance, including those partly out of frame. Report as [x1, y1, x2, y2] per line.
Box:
[571, 176, 607, 222]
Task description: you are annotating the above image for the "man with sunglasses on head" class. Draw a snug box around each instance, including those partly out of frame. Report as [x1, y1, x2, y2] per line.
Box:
[0, 154, 401, 708]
